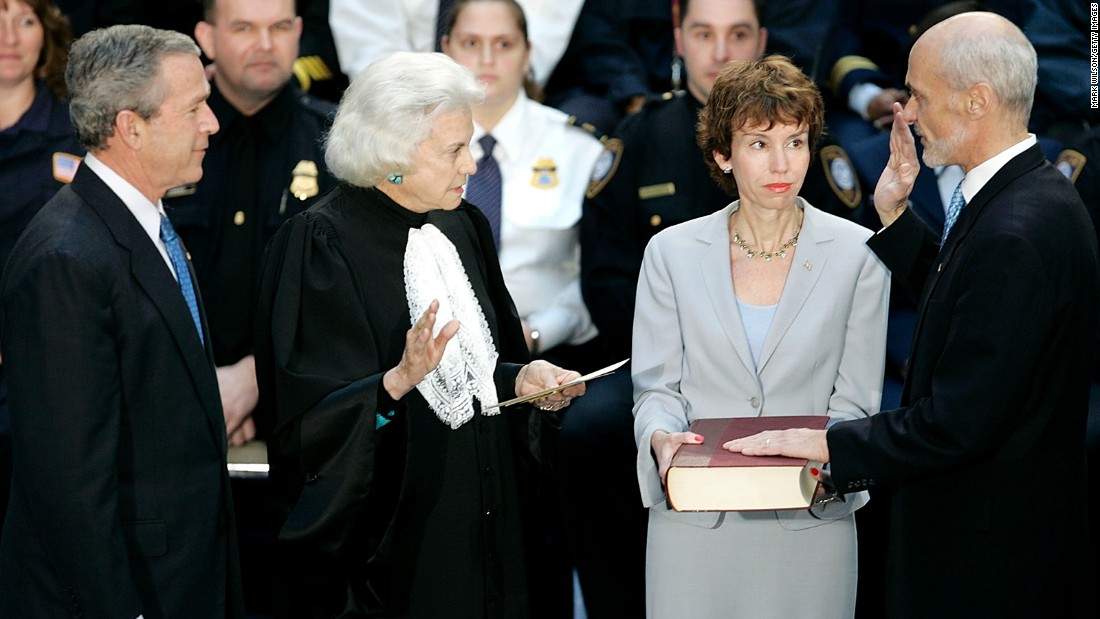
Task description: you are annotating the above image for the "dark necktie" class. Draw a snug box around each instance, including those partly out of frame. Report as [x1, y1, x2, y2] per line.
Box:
[209, 117, 258, 364]
[465, 134, 503, 248]
[435, 0, 456, 51]
[160, 214, 204, 343]
[941, 180, 965, 246]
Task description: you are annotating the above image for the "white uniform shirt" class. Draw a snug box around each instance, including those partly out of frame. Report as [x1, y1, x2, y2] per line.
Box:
[467, 92, 603, 351]
[329, 0, 582, 85]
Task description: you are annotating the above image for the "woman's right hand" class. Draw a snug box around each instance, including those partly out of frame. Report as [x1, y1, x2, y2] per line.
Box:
[651, 429, 704, 485]
[384, 300, 461, 400]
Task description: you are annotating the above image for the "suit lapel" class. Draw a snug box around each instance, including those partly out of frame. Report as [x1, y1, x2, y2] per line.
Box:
[938, 145, 1045, 258]
[903, 145, 1047, 401]
[72, 166, 227, 453]
[698, 204, 757, 376]
[757, 201, 826, 372]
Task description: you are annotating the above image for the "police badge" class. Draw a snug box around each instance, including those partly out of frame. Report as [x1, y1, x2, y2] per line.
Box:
[530, 158, 559, 189]
[290, 160, 320, 200]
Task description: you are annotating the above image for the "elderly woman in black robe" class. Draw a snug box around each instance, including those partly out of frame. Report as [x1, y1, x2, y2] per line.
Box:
[254, 51, 584, 619]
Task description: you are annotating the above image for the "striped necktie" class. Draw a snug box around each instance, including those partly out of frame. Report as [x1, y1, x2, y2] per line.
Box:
[465, 134, 503, 248]
[941, 180, 965, 246]
[160, 214, 204, 343]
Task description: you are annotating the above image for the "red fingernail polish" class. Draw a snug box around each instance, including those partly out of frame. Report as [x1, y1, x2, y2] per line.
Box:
[810, 468, 820, 477]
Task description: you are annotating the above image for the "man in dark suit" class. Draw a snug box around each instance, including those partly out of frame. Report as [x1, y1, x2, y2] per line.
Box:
[730, 11, 1097, 616]
[0, 25, 244, 619]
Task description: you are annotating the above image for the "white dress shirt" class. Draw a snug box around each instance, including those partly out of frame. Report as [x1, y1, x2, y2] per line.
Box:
[329, 0, 583, 85]
[958, 134, 1038, 203]
[466, 92, 603, 350]
[82, 153, 177, 280]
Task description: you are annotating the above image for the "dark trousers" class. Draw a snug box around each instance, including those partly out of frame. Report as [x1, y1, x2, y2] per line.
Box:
[557, 369, 647, 618]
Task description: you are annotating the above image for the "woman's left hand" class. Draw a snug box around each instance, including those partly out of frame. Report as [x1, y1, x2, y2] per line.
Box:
[515, 359, 585, 412]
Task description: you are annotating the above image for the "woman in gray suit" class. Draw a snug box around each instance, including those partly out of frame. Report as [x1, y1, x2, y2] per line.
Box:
[633, 55, 889, 618]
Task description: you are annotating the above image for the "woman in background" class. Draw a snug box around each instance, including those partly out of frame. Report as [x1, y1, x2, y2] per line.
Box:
[0, 0, 82, 539]
[442, 0, 604, 370]
[632, 55, 889, 618]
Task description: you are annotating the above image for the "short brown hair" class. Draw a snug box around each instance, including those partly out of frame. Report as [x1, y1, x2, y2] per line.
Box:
[698, 55, 824, 197]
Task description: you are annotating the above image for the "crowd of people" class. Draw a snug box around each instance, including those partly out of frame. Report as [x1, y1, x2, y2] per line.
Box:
[0, 0, 1097, 618]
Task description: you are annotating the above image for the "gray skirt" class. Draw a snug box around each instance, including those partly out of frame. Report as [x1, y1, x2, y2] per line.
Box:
[646, 506, 857, 619]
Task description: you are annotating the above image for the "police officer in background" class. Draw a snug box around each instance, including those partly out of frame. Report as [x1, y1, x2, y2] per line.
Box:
[559, 1, 864, 616]
[165, 0, 337, 447]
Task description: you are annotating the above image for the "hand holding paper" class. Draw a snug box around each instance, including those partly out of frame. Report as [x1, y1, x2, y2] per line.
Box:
[485, 358, 629, 412]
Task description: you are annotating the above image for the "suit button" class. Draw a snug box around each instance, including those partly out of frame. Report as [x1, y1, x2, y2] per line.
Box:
[650, 214, 662, 227]
[749, 397, 760, 408]
[305, 471, 318, 483]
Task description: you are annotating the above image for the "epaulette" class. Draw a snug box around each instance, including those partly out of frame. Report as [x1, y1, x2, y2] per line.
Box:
[1056, 149, 1086, 184]
[293, 55, 334, 94]
[565, 115, 609, 143]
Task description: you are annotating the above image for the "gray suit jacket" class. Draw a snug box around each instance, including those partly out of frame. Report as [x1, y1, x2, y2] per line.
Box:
[632, 199, 889, 528]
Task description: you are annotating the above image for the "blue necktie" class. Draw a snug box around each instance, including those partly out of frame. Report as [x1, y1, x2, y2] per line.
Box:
[160, 214, 204, 343]
[941, 180, 965, 246]
[466, 134, 503, 248]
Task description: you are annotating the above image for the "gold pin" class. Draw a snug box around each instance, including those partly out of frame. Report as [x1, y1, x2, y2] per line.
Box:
[234, 210, 245, 226]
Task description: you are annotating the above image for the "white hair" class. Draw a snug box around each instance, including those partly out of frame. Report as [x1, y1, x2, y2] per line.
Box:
[938, 18, 1036, 126]
[325, 52, 485, 187]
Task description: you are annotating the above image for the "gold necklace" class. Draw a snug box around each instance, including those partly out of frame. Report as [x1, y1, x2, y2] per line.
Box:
[731, 224, 801, 261]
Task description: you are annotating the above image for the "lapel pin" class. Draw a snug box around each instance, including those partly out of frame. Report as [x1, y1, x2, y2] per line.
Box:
[803, 260, 812, 271]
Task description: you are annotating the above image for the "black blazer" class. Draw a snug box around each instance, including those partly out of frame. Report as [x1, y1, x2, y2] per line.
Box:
[0, 165, 244, 618]
[829, 144, 1098, 617]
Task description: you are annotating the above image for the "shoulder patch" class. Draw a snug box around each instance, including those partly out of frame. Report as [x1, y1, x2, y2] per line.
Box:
[1055, 149, 1086, 184]
[586, 138, 624, 199]
[819, 144, 862, 209]
[51, 152, 82, 183]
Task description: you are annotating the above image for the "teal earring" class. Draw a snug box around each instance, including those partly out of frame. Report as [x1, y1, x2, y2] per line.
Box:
[387, 173, 403, 184]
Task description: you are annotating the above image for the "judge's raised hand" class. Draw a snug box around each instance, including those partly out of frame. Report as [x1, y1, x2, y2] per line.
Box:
[515, 359, 584, 412]
[650, 429, 704, 485]
[724, 428, 830, 463]
[384, 299, 460, 400]
[873, 101, 919, 228]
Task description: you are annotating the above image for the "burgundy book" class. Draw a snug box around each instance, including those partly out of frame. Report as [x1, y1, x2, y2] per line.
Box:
[666, 416, 828, 512]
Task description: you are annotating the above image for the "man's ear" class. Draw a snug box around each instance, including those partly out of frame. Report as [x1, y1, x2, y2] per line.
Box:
[194, 21, 216, 61]
[964, 82, 993, 120]
[114, 109, 144, 150]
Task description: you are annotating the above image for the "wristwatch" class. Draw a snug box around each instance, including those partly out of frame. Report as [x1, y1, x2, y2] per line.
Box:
[529, 329, 541, 355]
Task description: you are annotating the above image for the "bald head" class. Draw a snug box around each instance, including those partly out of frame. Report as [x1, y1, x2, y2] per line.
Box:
[911, 11, 1036, 127]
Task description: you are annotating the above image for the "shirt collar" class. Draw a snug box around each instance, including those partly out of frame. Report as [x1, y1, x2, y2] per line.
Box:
[960, 134, 1037, 203]
[82, 152, 166, 243]
[209, 81, 296, 145]
[472, 91, 528, 161]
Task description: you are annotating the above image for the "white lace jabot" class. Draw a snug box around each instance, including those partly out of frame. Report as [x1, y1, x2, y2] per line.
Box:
[404, 224, 500, 428]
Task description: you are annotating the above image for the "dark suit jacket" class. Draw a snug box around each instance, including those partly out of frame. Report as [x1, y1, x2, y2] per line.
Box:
[828, 144, 1098, 617]
[0, 165, 244, 618]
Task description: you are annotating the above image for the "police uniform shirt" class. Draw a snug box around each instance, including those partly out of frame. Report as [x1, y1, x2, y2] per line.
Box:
[468, 91, 603, 351]
[581, 91, 731, 356]
[0, 81, 83, 271]
[165, 82, 336, 366]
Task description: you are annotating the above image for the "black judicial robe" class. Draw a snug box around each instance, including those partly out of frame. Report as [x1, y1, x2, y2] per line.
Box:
[254, 185, 544, 618]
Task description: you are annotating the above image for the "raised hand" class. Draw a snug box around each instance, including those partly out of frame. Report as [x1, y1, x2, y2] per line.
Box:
[873, 101, 919, 227]
[384, 299, 461, 400]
